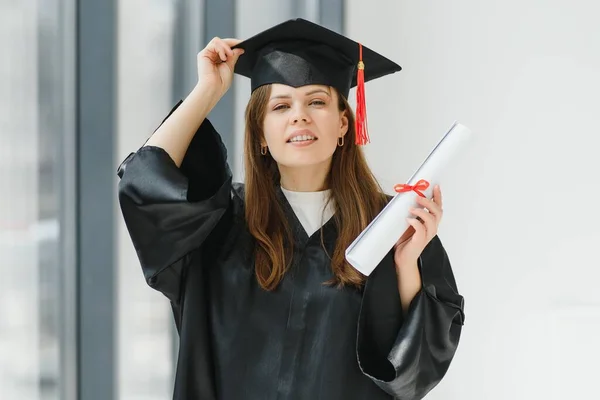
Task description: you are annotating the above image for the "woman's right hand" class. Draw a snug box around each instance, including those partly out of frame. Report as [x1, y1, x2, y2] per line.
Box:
[197, 37, 244, 97]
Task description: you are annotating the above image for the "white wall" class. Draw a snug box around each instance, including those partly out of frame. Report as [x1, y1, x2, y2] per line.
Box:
[346, 1, 600, 398]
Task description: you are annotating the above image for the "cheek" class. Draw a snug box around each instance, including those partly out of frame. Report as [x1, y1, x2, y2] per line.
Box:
[262, 116, 280, 145]
[317, 114, 344, 141]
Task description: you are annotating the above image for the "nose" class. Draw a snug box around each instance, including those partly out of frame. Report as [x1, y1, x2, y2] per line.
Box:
[293, 116, 308, 123]
[290, 105, 310, 124]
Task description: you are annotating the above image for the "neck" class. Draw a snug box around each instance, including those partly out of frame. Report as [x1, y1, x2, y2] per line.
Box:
[278, 160, 331, 192]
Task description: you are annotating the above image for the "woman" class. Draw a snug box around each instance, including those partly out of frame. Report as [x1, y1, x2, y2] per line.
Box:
[118, 19, 464, 400]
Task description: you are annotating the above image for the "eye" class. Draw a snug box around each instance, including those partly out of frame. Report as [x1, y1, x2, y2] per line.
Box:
[273, 104, 289, 111]
[309, 99, 326, 106]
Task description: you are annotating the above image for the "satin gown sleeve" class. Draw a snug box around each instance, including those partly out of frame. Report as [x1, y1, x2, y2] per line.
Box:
[117, 100, 233, 304]
[356, 235, 465, 399]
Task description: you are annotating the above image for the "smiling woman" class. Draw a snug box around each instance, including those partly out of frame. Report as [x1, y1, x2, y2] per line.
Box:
[243, 81, 385, 291]
[261, 85, 346, 179]
[117, 18, 465, 400]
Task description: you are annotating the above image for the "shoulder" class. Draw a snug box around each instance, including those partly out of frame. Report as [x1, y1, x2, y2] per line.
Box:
[232, 182, 245, 203]
[230, 182, 247, 219]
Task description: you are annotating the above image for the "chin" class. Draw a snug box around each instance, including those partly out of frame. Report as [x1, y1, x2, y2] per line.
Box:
[276, 152, 333, 169]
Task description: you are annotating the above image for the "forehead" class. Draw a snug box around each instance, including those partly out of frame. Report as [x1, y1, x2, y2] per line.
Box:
[269, 83, 331, 97]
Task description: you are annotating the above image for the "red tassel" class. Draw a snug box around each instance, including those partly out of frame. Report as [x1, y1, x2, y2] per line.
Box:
[355, 43, 369, 145]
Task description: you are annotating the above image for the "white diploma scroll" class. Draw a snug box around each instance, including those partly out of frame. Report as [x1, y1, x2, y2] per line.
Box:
[345, 122, 473, 276]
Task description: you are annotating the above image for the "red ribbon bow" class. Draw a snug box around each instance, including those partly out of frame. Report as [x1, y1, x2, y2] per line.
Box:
[394, 179, 430, 198]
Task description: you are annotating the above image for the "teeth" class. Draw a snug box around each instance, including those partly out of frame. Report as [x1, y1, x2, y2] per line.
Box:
[289, 135, 316, 142]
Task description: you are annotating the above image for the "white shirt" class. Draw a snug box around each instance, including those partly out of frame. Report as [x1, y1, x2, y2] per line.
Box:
[280, 187, 335, 237]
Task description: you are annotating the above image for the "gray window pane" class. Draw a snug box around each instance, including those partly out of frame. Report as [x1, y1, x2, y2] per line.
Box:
[0, 1, 71, 399]
[117, 1, 176, 399]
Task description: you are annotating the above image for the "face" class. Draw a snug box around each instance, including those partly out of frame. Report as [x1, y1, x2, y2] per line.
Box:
[262, 84, 349, 169]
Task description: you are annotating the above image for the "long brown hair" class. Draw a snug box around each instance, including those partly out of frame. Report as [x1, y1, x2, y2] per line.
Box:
[244, 84, 388, 291]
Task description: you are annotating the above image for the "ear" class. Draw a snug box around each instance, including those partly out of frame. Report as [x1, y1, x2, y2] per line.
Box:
[340, 110, 349, 137]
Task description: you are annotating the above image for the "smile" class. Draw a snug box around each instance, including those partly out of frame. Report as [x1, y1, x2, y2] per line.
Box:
[287, 135, 317, 143]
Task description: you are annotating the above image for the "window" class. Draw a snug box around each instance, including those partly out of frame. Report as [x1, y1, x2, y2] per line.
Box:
[0, 1, 75, 399]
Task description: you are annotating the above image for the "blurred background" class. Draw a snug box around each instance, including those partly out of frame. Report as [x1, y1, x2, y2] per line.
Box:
[1, 0, 599, 399]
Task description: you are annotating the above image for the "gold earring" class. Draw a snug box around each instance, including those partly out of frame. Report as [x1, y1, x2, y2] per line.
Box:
[260, 145, 268, 155]
[337, 136, 344, 147]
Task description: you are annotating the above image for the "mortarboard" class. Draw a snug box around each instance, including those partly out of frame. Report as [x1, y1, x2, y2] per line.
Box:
[232, 18, 402, 145]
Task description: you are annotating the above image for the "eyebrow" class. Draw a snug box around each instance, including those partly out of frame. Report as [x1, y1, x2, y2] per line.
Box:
[269, 89, 331, 101]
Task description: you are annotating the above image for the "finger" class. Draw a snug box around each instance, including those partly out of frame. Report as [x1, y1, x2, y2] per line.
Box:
[199, 43, 221, 63]
[233, 48, 245, 58]
[416, 195, 442, 220]
[415, 195, 439, 213]
[406, 217, 426, 241]
[222, 38, 243, 48]
[410, 208, 437, 240]
[226, 48, 245, 70]
[204, 41, 226, 63]
[410, 207, 435, 228]
[216, 38, 234, 58]
[209, 38, 229, 62]
[433, 185, 443, 209]
[396, 225, 415, 246]
[214, 43, 227, 62]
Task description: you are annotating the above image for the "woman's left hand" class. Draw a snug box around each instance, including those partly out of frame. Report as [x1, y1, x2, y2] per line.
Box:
[394, 185, 444, 268]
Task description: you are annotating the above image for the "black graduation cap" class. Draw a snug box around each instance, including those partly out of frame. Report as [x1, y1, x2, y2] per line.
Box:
[232, 18, 402, 145]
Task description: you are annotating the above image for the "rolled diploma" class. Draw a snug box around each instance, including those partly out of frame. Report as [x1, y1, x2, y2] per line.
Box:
[345, 122, 473, 276]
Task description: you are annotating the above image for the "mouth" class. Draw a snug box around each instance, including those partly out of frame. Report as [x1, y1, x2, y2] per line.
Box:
[286, 130, 318, 143]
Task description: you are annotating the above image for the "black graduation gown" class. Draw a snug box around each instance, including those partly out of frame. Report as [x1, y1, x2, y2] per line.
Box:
[117, 103, 465, 400]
